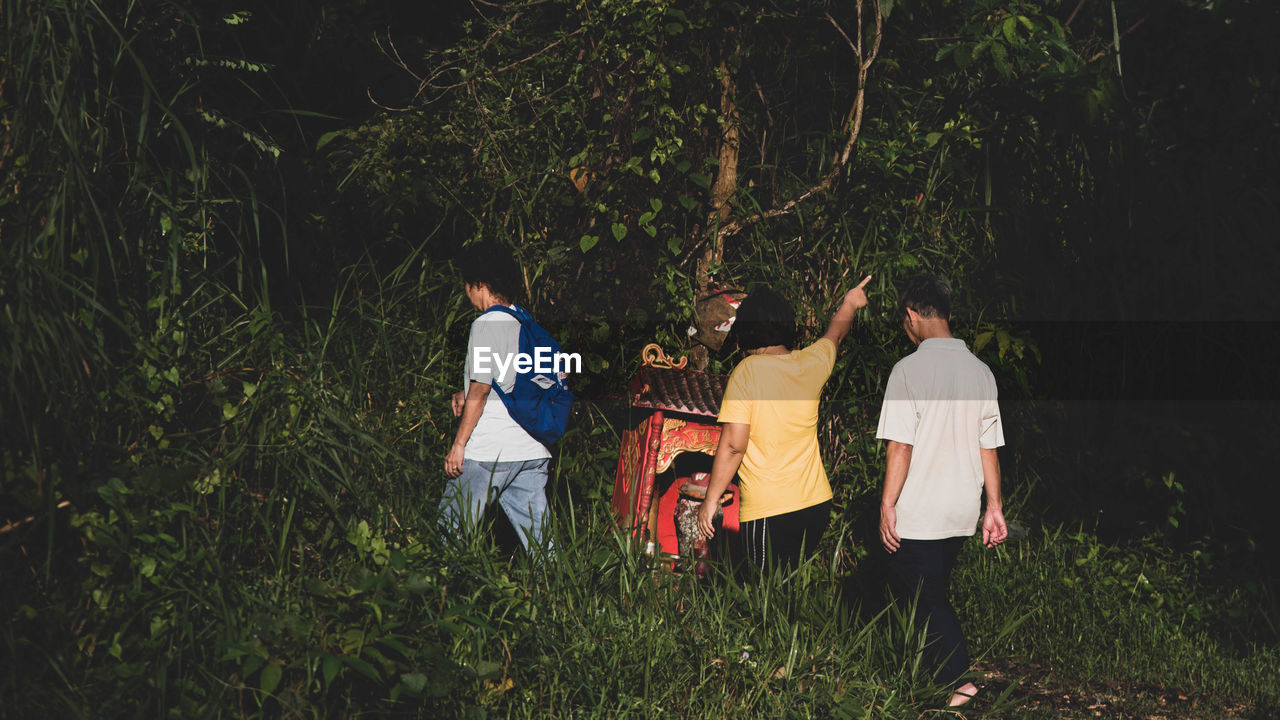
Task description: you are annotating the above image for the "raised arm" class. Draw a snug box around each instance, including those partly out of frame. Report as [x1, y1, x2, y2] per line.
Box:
[821, 275, 872, 347]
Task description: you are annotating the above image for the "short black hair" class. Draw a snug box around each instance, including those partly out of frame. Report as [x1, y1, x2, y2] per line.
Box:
[730, 287, 798, 351]
[458, 240, 523, 303]
[898, 273, 951, 320]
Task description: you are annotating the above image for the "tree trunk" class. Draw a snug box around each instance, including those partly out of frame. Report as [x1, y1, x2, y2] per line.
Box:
[692, 50, 741, 370]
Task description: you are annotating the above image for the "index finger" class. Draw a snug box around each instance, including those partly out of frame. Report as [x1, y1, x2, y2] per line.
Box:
[855, 274, 872, 290]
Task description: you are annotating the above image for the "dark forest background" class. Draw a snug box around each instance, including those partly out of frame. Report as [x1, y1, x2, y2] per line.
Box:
[3, 0, 1279, 717]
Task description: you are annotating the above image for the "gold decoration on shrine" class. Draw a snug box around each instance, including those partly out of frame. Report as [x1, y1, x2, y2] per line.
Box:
[655, 417, 720, 474]
[640, 343, 688, 370]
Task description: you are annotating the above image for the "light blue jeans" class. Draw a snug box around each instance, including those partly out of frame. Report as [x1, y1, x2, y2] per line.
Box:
[438, 458, 549, 551]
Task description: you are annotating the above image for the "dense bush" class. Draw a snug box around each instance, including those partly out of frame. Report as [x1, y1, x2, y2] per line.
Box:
[4, 0, 1279, 717]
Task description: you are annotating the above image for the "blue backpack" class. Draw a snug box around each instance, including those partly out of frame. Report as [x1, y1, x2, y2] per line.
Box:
[482, 305, 574, 445]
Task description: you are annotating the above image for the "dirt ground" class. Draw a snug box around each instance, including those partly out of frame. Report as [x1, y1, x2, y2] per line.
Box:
[951, 659, 1264, 720]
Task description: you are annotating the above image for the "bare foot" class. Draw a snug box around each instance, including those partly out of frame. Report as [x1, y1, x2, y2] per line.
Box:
[948, 682, 979, 707]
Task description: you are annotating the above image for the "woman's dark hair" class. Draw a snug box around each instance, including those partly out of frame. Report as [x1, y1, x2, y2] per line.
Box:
[458, 240, 523, 303]
[730, 287, 798, 351]
[898, 273, 951, 320]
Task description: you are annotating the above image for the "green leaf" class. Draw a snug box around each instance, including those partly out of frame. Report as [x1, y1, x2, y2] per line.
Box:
[925, 132, 943, 147]
[667, 237, 682, 255]
[469, 659, 503, 681]
[400, 672, 428, 694]
[678, 194, 699, 211]
[991, 41, 1012, 77]
[638, 211, 656, 226]
[405, 574, 430, 594]
[579, 235, 599, 253]
[322, 655, 341, 686]
[260, 661, 283, 695]
[974, 331, 994, 353]
[649, 197, 663, 212]
[611, 223, 627, 241]
[1002, 16, 1018, 45]
[689, 172, 711, 189]
[316, 130, 343, 151]
[243, 655, 265, 681]
[343, 656, 382, 683]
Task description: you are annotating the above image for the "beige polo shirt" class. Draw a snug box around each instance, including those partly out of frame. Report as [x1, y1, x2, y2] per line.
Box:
[875, 337, 1004, 539]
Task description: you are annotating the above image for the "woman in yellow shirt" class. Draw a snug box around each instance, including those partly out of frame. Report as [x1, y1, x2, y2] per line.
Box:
[698, 276, 871, 571]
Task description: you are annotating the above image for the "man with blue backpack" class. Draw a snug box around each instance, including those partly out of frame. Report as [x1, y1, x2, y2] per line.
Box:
[439, 242, 572, 554]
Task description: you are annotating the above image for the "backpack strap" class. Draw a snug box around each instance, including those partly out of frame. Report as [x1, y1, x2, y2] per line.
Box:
[481, 304, 530, 323]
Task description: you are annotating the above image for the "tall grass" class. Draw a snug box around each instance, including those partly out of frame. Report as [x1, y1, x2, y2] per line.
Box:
[956, 524, 1280, 713]
[4, 2, 1279, 718]
[4, 227, 1276, 718]
[0, 224, 1012, 718]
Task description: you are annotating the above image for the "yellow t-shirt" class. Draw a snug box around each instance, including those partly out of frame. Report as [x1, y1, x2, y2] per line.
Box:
[717, 338, 836, 522]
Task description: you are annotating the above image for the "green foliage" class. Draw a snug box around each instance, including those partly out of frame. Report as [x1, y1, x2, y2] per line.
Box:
[4, 0, 1279, 717]
[958, 525, 1280, 710]
[318, 0, 1061, 425]
[325, 0, 731, 335]
[1, 0, 294, 567]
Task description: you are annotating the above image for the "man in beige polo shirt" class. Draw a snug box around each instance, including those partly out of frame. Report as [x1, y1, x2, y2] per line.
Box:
[875, 273, 1008, 708]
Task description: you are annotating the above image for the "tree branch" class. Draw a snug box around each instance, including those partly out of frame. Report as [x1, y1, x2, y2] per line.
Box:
[1088, 14, 1148, 63]
[370, 17, 582, 110]
[713, 0, 882, 244]
[1065, 0, 1088, 28]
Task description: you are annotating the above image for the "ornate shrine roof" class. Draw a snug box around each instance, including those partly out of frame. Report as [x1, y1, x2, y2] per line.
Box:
[627, 365, 727, 418]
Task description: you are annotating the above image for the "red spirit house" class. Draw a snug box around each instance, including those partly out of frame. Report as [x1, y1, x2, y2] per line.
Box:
[611, 345, 738, 563]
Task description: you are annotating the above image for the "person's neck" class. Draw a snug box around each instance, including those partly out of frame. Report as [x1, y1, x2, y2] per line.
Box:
[915, 321, 953, 342]
[747, 344, 790, 356]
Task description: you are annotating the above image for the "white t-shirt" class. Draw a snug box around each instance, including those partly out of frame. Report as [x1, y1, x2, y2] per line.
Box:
[875, 337, 1004, 539]
[462, 309, 550, 463]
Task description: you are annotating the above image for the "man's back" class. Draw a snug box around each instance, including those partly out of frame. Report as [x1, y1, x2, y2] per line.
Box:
[876, 337, 1003, 539]
[875, 273, 1009, 706]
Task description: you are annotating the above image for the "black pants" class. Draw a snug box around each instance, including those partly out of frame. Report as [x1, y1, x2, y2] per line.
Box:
[739, 501, 831, 573]
[886, 536, 969, 690]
